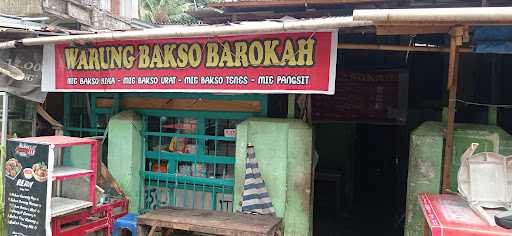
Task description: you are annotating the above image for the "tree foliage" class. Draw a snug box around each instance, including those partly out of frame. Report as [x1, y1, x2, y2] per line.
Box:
[141, 0, 215, 25]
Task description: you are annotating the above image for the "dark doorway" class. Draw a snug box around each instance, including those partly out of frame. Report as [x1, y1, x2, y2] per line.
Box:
[313, 123, 409, 236]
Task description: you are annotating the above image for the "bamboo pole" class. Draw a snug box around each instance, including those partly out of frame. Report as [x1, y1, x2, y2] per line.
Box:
[353, 7, 512, 24]
[0, 17, 372, 49]
[337, 43, 473, 53]
[442, 26, 463, 193]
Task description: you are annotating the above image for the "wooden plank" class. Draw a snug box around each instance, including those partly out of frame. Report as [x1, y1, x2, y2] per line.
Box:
[138, 208, 281, 236]
[338, 43, 473, 53]
[99, 161, 126, 197]
[96, 97, 261, 113]
[148, 226, 158, 236]
[36, 104, 63, 128]
[163, 229, 173, 236]
[423, 219, 430, 236]
[81, 136, 126, 197]
[37, 104, 64, 135]
[139, 218, 279, 236]
[138, 225, 146, 236]
[376, 25, 451, 35]
[442, 26, 463, 193]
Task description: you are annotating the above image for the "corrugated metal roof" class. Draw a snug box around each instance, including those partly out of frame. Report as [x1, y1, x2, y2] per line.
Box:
[0, 14, 93, 36]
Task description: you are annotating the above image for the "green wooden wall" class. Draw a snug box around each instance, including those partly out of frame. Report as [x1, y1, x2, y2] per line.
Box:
[235, 118, 314, 236]
[405, 121, 512, 236]
[107, 111, 144, 213]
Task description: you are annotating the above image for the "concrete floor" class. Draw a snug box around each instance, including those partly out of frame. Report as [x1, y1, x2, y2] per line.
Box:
[314, 204, 402, 236]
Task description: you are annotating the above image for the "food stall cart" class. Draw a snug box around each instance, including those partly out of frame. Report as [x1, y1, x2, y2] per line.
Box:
[3, 136, 127, 236]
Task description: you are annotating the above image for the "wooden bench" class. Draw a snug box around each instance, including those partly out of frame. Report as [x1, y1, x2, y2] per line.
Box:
[137, 208, 282, 236]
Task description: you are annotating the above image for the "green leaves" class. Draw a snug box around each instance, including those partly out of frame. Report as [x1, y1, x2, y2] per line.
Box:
[141, 0, 213, 25]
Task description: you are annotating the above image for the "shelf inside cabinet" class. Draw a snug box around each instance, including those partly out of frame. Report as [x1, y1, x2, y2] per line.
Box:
[51, 197, 92, 217]
[52, 166, 94, 180]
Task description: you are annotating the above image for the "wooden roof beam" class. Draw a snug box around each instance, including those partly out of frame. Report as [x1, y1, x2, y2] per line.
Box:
[376, 25, 451, 35]
[338, 43, 473, 53]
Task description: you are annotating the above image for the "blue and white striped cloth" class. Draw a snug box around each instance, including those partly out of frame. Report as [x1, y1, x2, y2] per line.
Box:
[240, 145, 275, 215]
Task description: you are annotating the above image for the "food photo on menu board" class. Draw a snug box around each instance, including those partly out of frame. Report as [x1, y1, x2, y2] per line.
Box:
[4, 141, 50, 236]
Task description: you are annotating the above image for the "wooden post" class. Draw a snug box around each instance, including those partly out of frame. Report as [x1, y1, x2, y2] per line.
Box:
[138, 225, 146, 236]
[442, 26, 464, 193]
[288, 94, 296, 119]
[148, 226, 158, 236]
[423, 219, 430, 236]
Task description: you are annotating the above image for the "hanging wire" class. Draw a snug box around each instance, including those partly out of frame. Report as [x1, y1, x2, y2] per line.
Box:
[405, 35, 416, 63]
[451, 98, 512, 108]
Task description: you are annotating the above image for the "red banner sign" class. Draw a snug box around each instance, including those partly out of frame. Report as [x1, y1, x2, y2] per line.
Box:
[42, 31, 337, 94]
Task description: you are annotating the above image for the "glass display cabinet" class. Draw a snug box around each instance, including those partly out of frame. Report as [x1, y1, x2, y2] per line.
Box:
[143, 113, 244, 212]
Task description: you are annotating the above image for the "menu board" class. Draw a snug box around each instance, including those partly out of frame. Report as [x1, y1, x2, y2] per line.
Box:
[4, 140, 51, 236]
[312, 70, 408, 125]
